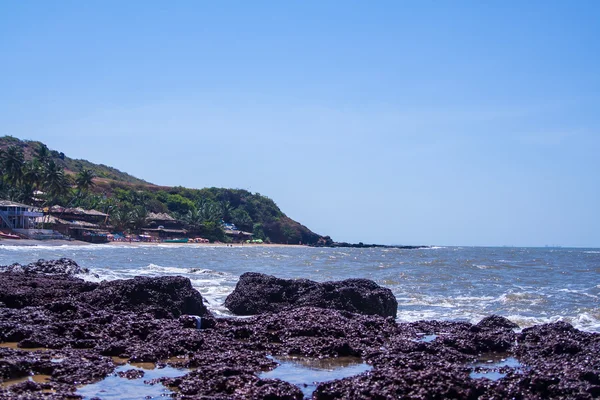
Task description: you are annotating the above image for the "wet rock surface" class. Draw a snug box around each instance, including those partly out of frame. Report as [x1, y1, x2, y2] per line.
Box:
[117, 369, 144, 380]
[225, 272, 399, 318]
[0, 266, 599, 399]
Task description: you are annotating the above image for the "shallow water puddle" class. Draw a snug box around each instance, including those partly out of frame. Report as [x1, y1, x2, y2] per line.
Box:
[260, 355, 371, 398]
[414, 334, 438, 342]
[0, 342, 50, 351]
[76, 364, 189, 400]
[469, 353, 524, 381]
[0, 374, 51, 388]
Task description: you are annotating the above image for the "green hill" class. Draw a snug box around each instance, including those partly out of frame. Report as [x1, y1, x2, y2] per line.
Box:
[0, 136, 150, 185]
[0, 136, 327, 244]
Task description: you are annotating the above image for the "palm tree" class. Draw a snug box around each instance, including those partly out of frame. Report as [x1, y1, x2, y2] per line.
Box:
[130, 206, 148, 231]
[199, 200, 222, 224]
[109, 207, 134, 232]
[185, 208, 204, 233]
[43, 160, 71, 203]
[34, 143, 51, 164]
[22, 160, 43, 190]
[1, 145, 25, 186]
[220, 200, 233, 222]
[12, 160, 44, 204]
[75, 168, 95, 193]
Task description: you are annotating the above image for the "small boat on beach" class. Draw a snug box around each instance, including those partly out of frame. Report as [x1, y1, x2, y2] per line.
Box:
[164, 238, 189, 243]
[0, 232, 21, 239]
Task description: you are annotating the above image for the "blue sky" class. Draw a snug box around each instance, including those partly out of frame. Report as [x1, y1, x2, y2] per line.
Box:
[1, 1, 599, 247]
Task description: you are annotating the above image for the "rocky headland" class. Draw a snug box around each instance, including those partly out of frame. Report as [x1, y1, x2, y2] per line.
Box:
[1, 259, 599, 399]
[311, 236, 428, 249]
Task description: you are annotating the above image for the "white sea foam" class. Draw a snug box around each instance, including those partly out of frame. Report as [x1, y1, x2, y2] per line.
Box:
[572, 312, 600, 332]
[495, 292, 547, 306]
[143, 263, 189, 274]
[77, 269, 124, 283]
[189, 277, 237, 315]
[454, 295, 496, 302]
[558, 288, 579, 293]
[398, 296, 455, 308]
[189, 268, 229, 276]
[397, 310, 448, 323]
[474, 264, 496, 269]
[397, 310, 600, 333]
[557, 288, 599, 299]
[504, 313, 600, 333]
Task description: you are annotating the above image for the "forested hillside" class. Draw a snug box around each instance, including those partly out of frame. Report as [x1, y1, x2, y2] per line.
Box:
[0, 136, 325, 244]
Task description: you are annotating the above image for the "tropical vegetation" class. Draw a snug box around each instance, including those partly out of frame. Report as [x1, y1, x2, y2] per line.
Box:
[0, 136, 324, 244]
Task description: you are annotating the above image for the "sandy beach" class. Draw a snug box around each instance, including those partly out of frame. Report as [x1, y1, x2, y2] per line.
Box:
[0, 238, 90, 247]
[0, 238, 303, 248]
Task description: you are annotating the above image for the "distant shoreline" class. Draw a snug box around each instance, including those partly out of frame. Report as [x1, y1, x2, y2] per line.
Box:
[318, 243, 429, 250]
[0, 238, 428, 249]
[0, 238, 305, 248]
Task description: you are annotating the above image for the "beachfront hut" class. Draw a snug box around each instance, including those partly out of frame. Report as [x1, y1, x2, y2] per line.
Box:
[145, 212, 183, 229]
[224, 229, 253, 243]
[0, 200, 43, 231]
[48, 206, 109, 224]
[141, 227, 188, 240]
[68, 227, 109, 243]
[35, 215, 108, 242]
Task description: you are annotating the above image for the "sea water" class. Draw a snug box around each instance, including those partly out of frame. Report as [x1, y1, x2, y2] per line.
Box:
[0, 245, 599, 332]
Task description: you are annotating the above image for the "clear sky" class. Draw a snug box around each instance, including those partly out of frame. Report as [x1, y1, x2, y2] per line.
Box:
[1, 1, 599, 247]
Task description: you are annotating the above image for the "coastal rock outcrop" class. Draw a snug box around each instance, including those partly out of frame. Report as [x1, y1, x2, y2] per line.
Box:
[224, 272, 398, 317]
[0, 258, 89, 275]
[475, 314, 520, 330]
[0, 272, 97, 309]
[85, 276, 210, 319]
[0, 271, 211, 319]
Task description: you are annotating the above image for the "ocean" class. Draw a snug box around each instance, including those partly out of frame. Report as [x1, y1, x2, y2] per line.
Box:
[1, 244, 598, 332]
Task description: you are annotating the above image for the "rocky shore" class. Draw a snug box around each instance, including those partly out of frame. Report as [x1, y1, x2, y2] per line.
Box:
[310, 236, 428, 249]
[1, 259, 599, 399]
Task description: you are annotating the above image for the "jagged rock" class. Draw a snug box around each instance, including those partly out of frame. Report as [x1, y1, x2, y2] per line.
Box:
[476, 315, 519, 330]
[0, 258, 89, 275]
[224, 272, 398, 317]
[84, 276, 211, 319]
[118, 369, 145, 379]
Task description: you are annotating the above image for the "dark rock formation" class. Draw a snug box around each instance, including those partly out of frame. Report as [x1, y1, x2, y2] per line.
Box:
[0, 258, 89, 275]
[330, 242, 428, 249]
[224, 272, 398, 318]
[476, 314, 520, 330]
[0, 271, 209, 319]
[86, 276, 210, 319]
[310, 238, 428, 249]
[0, 272, 97, 309]
[314, 236, 334, 247]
